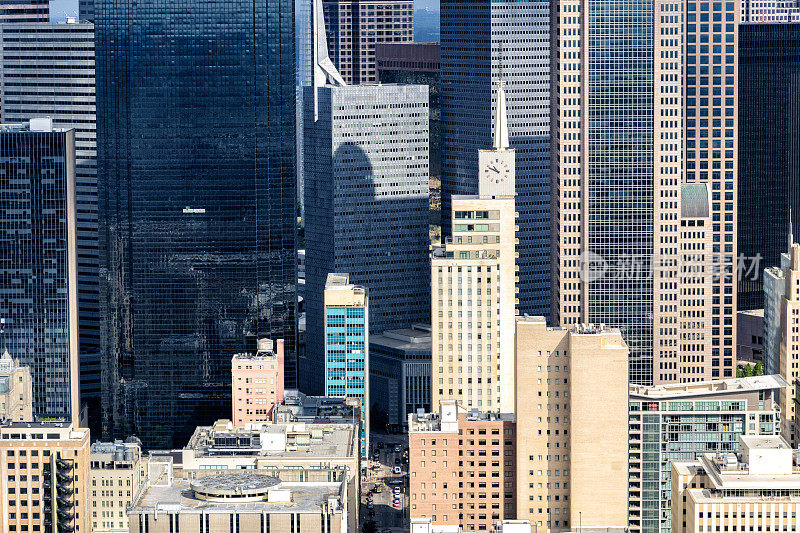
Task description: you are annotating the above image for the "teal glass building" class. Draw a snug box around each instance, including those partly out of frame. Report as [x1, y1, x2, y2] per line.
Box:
[324, 274, 369, 458]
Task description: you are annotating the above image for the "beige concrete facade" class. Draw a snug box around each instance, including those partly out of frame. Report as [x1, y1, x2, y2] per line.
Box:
[664, 184, 715, 382]
[129, 470, 350, 533]
[408, 400, 516, 532]
[232, 338, 285, 426]
[672, 435, 800, 533]
[777, 243, 800, 446]
[0, 349, 33, 422]
[90, 440, 147, 533]
[0, 422, 90, 533]
[431, 194, 518, 414]
[514, 316, 629, 532]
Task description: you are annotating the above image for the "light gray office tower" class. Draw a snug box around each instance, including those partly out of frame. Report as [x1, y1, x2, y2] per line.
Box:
[303, 0, 429, 394]
[440, 0, 550, 316]
[0, 21, 100, 425]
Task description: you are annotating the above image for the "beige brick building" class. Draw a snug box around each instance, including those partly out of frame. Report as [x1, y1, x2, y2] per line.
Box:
[408, 400, 515, 532]
[0, 349, 33, 422]
[90, 440, 148, 533]
[232, 338, 285, 426]
[0, 422, 90, 533]
[672, 435, 800, 533]
[514, 316, 629, 531]
[431, 83, 519, 414]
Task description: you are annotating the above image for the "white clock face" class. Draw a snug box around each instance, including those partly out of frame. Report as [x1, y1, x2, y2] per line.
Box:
[482, 157, 511, 184]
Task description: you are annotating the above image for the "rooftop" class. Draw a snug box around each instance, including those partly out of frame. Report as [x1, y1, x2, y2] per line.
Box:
[410, 402, 514, 433]
[629, 374, 786, 399]
[232, 339, 281, 362]
[681, 183, 710, 218]
[697, 435, 800, 489]
[370, 324, 431, 351]
[276, 390, 361, 424]
[185, 419, 357, 460]
[0, 118, 67, 133]
[130, 476, 344, 515]
[0, 422, 88, 441]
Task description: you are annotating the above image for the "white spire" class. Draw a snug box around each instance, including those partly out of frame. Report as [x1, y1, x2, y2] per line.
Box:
[312, 0, 346, 120]
[493, 80, 509, 150]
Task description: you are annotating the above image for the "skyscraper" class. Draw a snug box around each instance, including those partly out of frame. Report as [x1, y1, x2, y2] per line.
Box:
[0, 118, 80, 422]
[0, 0, 47, 22]
[737, 22, 800, 309]
[95, 0, 297, 448]
[628, 374, 784, 533]
[322, 0, 414, 84]
[430, 83, 518, 414]
[440, 0, 550, 316]
[324, 273, 369, 458]
[0, 20, 101, 430]
[763, 240, 800, 446]
[376, 42, 441, 225]
[551, 0, 739, 385]
[303, 4, 430, 394]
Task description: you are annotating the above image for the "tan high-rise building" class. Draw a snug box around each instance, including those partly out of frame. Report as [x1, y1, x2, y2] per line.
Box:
[672, 435, 800, 533]
[0, 349, 33, 422]
[232, 338, 285, 426]
[514, 316, 629, 532]
[431, 83, 519, 414]
[551, 0, 739, 386]
[0, 422, 90, 533]
[408, 400, 516, 531]
[772, 242, 800, 446]
[90, 440, 148, 533]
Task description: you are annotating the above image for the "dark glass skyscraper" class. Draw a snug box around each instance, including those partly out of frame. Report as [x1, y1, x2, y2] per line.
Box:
[0, 120, 80, 422]
[738, 23, 800, 309]
[96, 0, 297, 448]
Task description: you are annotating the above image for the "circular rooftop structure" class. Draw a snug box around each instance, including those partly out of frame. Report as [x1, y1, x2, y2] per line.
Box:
[190, 474, 281, 502]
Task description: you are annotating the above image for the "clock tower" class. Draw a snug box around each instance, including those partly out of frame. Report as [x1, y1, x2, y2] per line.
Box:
[478, 80, 515, 196]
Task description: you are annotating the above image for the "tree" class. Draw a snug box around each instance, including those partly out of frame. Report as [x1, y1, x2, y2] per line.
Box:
[754, 361, 764, 376]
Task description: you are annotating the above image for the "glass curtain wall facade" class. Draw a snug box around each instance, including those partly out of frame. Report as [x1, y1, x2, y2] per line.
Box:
[0, 21, 100, 432]
[303, 84, 430, 395]
[0, 124, 80, 421]
[585, 0, 655, 384]
[440, 0, 551, 316]
[324, 282, 369, 458]
[96, 0, 297, 448]
[738, 23, 800, 310]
